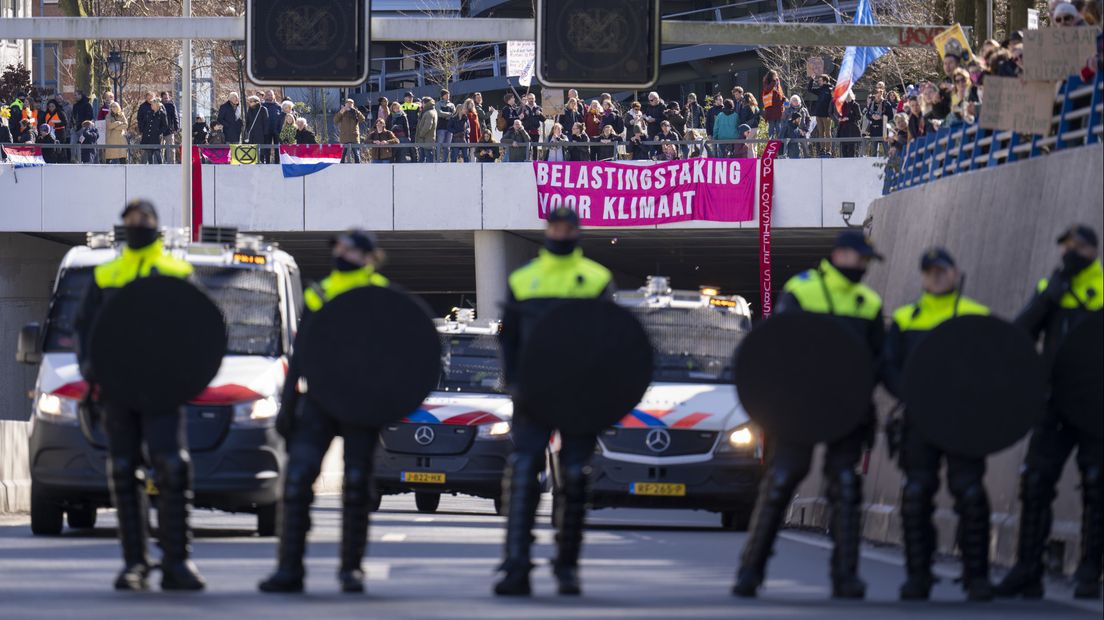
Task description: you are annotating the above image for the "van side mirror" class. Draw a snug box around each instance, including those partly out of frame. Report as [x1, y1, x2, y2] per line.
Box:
[16, 323, 42, 365]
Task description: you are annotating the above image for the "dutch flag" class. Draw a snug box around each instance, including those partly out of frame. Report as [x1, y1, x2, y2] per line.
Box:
[2, 146, 46, 168]
[832, 0, 888, 114]
[279, 144, 343, 178]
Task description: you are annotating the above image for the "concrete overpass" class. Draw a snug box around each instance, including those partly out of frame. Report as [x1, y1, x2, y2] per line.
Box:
[1, 158, 885, 316]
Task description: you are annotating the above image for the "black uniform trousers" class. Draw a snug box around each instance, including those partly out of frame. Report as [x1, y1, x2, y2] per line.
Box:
[1016, 409, 1104, 579]
[276, 399, 380, 574]
[501, 414, 597, 571]
[898, 421, 989, 582]
[739, 422, 867, 581]
[103, 404, 192, 567]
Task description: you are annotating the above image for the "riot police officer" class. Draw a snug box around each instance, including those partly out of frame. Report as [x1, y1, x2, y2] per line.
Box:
[494, 207, 615, 596]
[733, 230, 884, 599]
[996, 224, 1103, 600]
[259, 229, 389, 594]
[882, 248, 993, 601]
[74, 200, 204, 591]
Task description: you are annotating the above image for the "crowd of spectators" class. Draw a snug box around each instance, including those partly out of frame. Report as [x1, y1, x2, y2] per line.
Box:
[3, 0, 1098, 166]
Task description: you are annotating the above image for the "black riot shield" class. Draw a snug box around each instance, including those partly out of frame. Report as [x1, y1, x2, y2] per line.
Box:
[89, 276, 227, 412]
[1051, 311, 1103, 439]
[733, 313, 874, 446]
[296, 286, 441, 428]
[903, 315, 1046, 458]
[517, 299, 654, 435]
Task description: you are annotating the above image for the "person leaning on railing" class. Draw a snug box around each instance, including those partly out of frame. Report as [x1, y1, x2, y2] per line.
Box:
[366, 118, 398, 164]
[294, 118, 317, 145]
[475, 129, 500, 163]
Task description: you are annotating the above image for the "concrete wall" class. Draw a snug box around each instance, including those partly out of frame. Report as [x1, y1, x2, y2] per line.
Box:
[786, 144, 1104, 572]
[0, 159, 886, 233]
[0, 234, 70, 512]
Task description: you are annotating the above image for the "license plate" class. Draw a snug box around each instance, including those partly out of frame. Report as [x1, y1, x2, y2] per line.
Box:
[401, 472, 446, 484]
[630, 482, 686, 497]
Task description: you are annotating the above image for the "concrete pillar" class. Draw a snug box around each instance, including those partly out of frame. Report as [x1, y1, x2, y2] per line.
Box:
[0, 233, 69, 512]
[473, 231, 539, 320]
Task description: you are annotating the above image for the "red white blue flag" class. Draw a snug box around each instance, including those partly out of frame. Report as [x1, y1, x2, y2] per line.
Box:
[2, 145, 46, 167]
[279, 144, 343, 178]
[832, 0, 888, 114]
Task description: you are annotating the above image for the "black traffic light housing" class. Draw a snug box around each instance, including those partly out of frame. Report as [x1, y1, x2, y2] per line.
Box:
[246, 0, 371, 86]
[536, 0, 660, 90]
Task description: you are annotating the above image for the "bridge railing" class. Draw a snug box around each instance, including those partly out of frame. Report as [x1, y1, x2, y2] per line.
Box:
[886, 69, 1103, 193]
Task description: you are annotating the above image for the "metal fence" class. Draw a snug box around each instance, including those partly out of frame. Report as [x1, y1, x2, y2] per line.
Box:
[886, 70, 1104, 193]
[2, 137, 887, 165]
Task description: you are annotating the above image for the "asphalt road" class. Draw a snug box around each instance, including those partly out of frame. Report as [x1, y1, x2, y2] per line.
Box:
[1, 494, 1099, 619]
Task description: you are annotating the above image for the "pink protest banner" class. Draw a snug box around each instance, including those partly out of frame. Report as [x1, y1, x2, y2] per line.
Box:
[533, 158, 757, 226]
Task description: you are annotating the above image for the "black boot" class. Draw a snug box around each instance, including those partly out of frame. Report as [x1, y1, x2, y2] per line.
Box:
[1073, 466, 1103, 600]
[338, 466, 371, 594]
[899, 474, 937, 601]
[994, 470, 1052, 599]
[154, 453, 205, 591]
[551, 462, 589, 596]
[827, 470, 866, 600]
[493, 454, 540, 597]
[732, 468, 801, 598]
[954, 480, 993, 602]
[108, 456, 152, 592]
[259, 466, 313, 594]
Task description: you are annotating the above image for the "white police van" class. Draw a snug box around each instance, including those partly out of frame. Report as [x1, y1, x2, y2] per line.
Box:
[16, 226, 303, 536]
[374, 310, 515, 515]
[548, 276, 762, 529]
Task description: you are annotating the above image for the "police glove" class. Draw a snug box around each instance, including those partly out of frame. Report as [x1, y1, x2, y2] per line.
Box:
[275, 403, 295, 440]
[1042, 269, 1071, 304]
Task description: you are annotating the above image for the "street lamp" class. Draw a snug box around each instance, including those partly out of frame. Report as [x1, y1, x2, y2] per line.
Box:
[107, 49, 125, 102]
[230, 40, 246, 100]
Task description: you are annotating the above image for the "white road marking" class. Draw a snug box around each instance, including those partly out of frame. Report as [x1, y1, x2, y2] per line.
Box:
[381, 533, 407, 542]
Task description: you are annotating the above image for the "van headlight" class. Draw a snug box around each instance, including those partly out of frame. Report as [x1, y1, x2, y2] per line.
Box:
[35, 392, 79, 424]
[716, 424, 758, 454]
[476, 421, 511, 440]
[232, 396, 279, 427]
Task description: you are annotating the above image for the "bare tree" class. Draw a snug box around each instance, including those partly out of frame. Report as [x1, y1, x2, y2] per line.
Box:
[401, 2, 482, 90]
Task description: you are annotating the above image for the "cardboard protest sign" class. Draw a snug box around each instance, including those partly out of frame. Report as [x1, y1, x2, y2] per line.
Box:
[980, 76, 1055, 135]
[1022, 26, 1098, 81]
[806, 56, 825, 79]
[933, 23, 973, 61]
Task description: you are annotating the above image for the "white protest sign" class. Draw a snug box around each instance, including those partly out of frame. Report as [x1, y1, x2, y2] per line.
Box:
[1026, 9, 1039, 30]
[1022, 26, 1098, 81]
[980, 76, 1055, 136]
[507, 40, 535, 88]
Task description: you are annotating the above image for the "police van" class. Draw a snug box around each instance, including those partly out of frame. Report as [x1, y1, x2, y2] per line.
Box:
[548, 276, 762, 530]
[373, 310, 514, 515]
[15, 226, 303, 536]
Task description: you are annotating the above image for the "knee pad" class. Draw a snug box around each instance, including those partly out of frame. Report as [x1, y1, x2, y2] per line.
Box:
[152, 451, 190, 492]
[1021, 468, 1058, 505]
[560, 462, 589, 502]
[344, 467, 370, 504]
[901, 476, 937, 510]
[108, 455, 140, 485]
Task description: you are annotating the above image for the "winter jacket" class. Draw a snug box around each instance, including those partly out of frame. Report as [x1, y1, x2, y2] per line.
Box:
[642, 101, 666, 136]
[779, 121, 805, 158]
[567, 132, 590, 161]
[761, 83, 786, 121]
[415, 108, 437, 144]
[262, 101, 283, 136]
[72, 95, 95, 128]
[738, 106, 761, 131]
[546, 134, 569, 161]
[712, 110, 740, 140]
[366, 129, 399, 160]
[593, 134, 622, 161]
[217, 100, 243, 143]
[807, 79, 833, 118]
[105, 113, 129, 160]
[685, 103, 705, 130]
[557, 109, 583, 132]
[836, 101, 862, 138]
[521, 104, 545, 139]
[242, 104, 268, 144]
[705, 104, 724, 136]
[335, 106, 366, 143]
[501, 128, 530, 161]
[389, 111, 411, 141]
[140, 108, 170, 144]
[295, 128, 317, 145]
[161, 100, 180, 133]
[76, 125, 100, 162]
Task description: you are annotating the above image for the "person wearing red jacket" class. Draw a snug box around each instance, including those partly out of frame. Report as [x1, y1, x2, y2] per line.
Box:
[761, 70, 786, 139]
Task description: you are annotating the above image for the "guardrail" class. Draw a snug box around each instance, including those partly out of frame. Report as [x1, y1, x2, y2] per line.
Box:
[886, 70, 1103, 193]
[2, 137, 888, 165]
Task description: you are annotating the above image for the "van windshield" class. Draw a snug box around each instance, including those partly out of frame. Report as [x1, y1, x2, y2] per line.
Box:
[627, 306, 749, 384]
[438, 333, 503, 394]
[43, 265, 284, 357]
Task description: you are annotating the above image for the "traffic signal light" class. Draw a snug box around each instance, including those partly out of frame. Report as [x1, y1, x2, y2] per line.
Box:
[246, 0, 370, 86]
[536, 0, 660, 90]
